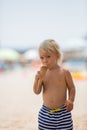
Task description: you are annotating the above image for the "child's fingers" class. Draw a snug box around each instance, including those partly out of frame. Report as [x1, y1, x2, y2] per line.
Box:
[35, 70, 44, 80]
[35, 71, 40, 79]
[64, 100, 73, 111]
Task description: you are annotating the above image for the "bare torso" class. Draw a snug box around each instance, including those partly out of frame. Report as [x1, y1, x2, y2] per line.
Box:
[42, 67, 67, 109]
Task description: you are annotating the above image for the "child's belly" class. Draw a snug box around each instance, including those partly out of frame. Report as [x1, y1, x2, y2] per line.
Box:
[43, 92, 66, 109]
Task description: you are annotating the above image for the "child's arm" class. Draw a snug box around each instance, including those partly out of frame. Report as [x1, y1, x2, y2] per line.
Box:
[65, 69, 76, 111]
[33, 71, 43, 94]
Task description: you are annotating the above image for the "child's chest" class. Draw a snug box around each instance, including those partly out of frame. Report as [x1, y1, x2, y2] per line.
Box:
[44, 71, 65, 86]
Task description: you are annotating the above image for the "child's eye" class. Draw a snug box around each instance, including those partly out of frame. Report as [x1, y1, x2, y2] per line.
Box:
[47, 55, 50, 58]
[40, 57, 44, 60]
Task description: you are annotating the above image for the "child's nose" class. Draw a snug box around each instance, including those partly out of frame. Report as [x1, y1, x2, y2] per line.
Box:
[43, 58, 47, 64]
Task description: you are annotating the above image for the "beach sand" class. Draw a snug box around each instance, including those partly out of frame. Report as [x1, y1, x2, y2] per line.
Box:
[0, 67, 87, 130]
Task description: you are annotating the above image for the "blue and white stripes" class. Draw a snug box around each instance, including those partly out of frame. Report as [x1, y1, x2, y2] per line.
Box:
[38, 105, 73, 130]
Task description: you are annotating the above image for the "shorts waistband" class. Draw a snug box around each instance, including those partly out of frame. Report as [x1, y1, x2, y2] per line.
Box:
[42, 104, 66, 114]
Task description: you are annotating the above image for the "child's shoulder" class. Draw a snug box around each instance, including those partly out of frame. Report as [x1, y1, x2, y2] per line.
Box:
[61, 67, 73, 82]
[60, 66, 71, 76]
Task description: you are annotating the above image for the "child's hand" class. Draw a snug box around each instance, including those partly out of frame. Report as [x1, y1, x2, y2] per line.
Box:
[35, 70, 44, 81]
[35, 71, 41, 81]
[64, 100, 73, 112]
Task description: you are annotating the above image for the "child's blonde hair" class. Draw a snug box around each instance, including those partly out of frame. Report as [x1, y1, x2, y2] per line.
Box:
[39, 39, 63, 64]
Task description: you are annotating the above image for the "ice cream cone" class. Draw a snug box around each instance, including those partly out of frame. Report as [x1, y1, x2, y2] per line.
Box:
[38, 66, 47, 87]
[40, 66, 47, 75]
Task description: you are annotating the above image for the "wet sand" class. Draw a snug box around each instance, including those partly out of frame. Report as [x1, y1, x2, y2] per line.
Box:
[0, 67, 87, 130]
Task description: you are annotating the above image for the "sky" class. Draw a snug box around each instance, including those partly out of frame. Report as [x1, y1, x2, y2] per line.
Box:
[0, 0, 87, 49]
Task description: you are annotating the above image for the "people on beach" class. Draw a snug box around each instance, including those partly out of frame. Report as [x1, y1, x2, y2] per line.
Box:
[33, 39, 76, 130]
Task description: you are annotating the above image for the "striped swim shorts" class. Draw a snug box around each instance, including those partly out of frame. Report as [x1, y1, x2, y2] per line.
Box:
[38, 104, 73, 130]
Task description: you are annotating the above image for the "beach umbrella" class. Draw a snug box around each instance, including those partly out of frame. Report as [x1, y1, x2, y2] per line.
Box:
[0, 48, 20, 61]
[23, 49, 39, 61]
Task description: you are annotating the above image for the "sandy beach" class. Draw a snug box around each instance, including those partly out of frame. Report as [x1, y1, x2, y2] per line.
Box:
[0, 67, 87, 130]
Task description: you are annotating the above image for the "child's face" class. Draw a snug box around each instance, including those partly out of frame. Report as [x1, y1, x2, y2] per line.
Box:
[39, 49, 58, 69]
